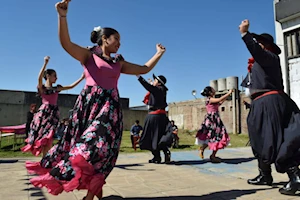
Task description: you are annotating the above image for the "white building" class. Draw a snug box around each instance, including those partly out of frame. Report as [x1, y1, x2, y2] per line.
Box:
[274, 0, 300, 106]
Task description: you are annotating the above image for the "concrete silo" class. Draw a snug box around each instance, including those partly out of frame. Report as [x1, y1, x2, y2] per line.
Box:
[226, 76, 239, 90]
[217, 78, 226, 92]
[209, 80, 218, 91]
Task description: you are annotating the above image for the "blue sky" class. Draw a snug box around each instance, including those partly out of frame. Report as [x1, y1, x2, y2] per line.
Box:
[0, 0, 276, 107]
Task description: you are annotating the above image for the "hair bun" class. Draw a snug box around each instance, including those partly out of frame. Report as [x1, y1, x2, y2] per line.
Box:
[200, 86, 213, 97]
[90, 31, 99, 44]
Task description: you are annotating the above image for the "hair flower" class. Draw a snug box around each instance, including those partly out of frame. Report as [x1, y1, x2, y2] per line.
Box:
[93, 26, 101, 32]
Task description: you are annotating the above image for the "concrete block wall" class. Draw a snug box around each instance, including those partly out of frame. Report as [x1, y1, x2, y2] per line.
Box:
[0, 90, 147, 131]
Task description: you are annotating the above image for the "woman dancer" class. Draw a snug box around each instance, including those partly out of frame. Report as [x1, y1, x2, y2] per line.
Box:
[21, 56, 85, 157]
[195, 86, 232, 163]
[27, 1, 166, 200]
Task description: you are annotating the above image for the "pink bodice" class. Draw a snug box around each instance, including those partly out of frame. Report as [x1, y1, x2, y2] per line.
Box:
[83, 54, 121, 89]
[206, 98, 220, 113]
[41, 92, 59, 105]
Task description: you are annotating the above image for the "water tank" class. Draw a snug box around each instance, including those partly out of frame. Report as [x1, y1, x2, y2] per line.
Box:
[209, 80, 218, 91]
[226, 76, 239, 90]
[217, 78, 226, 91]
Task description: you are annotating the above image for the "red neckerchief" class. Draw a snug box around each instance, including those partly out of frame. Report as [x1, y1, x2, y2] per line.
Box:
[248, 48, 275, 72]
[143, 92, 150, 105]
[248, 57, 255, 72]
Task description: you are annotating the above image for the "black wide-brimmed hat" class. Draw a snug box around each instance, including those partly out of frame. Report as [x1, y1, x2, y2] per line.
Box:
[251, 33, 281, 55]
[153, 74, 168, 90]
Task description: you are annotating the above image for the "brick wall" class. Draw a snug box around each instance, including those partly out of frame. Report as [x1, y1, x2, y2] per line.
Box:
[168, 93, 251, 134]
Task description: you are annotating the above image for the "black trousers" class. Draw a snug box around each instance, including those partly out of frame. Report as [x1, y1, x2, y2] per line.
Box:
[258, 158, 272, 173]
[152, 145, 169, 159]
[247, 93, 300, 173]
[252, 147, 271, 173]
[130, 135, 134, 147]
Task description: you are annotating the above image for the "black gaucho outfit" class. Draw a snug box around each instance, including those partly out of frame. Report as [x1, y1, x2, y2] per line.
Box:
[241, 32, 300, 195]
[26, 111, 34, 139]
[138, 76, 173, 163]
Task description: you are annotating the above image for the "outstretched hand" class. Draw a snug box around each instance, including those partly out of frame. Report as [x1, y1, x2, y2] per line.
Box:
[55, 0, 71, 17]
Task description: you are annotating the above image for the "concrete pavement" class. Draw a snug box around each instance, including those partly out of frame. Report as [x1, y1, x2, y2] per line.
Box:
[0, 147, 299, 200]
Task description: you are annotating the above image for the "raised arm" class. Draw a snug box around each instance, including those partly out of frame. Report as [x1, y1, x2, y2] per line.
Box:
[55, 0, 91, 64]
[120, 44, 166, 75]
[38, 56, 50, 91]
[137, 76, 160, 94]
[239, 19, 277, 66]
[58, 73, 85, 91]
[209, 89, 233, 104]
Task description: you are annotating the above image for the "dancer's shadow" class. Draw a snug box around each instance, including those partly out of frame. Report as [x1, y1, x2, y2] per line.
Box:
[31, 191, 45, 197]
[272, 181, 289, 187]
[221, 157, 256, 164]
[22, 174, 47, 199]
[102, 188, 270, 199]
[19, 178, 30, 181]
[171, 157, 255, 166]
[0, 159, 18, 164]
[174, 144, 192, 149]
[115, 163, 155, 171]
[22, 187, 42, 191]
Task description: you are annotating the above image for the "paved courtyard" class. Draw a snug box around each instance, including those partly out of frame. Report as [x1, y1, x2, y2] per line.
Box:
[0, 147, 299, 200]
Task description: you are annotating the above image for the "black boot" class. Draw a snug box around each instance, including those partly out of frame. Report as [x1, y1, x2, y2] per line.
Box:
[148, 157, 161, 164]
[164, 150, 171, 164]
[279, 166, 300, 195]
[247, 169, 273, 186]
[149, 150, 161, 164]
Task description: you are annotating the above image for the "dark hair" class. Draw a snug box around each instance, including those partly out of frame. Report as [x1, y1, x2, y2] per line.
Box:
[90, 27, 119, 45]
[170, 120, 174, 123]
[135, 120, 139, 124]
[43, 69, 56, 80]
[201, 86, 214, 97]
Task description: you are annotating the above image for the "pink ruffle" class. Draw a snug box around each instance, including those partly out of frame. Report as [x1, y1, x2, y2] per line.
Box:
[208, 133, 230, 151]
[196, 132, 230, 151]
[25, 161, 51, 175]
[30, 155, 105, 196]
[21, 131, 54, 156]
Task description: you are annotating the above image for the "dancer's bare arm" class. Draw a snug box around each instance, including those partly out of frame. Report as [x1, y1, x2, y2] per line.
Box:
[120, 44, 166, 75]
[58, 73, 85, 91]
[209, 89, 233, 104]
[37, 56, 50, 92]
[56, 0, 91, 64]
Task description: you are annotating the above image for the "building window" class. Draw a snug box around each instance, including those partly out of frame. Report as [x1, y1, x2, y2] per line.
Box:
[285, 29, 300, 58]
[221, 107, 225, 112]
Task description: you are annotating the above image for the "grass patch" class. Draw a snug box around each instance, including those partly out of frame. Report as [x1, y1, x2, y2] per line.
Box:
[0, 130, 249, 157]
